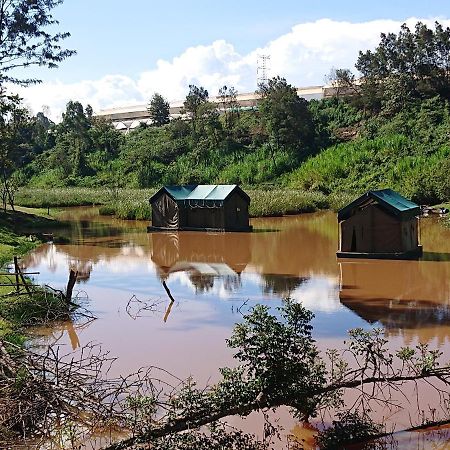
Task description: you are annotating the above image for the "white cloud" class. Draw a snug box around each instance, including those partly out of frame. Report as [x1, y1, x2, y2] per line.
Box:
[12, 17, 450, 122]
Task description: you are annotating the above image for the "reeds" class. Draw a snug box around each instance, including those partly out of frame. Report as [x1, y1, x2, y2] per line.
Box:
[16, 187, 351, 219]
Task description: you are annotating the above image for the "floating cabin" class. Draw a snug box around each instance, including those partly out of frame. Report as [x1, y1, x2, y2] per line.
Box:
[337, 189, 422, 259]
[148, 184, 252, 232]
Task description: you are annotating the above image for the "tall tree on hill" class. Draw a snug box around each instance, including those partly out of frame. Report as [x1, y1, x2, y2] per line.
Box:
[258, 77, 314, 154]
[55, 101, 92, 178]
[0, 0, 75, 86]
[218, 85, 240, 135]
[0, 92, 30, 210]
[356, 21, 450, 113]
[148, 93, 170, 127]
[182, 85, 209, 136]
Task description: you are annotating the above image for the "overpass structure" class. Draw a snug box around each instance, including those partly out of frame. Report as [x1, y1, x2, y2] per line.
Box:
[95, 84, 337, 133]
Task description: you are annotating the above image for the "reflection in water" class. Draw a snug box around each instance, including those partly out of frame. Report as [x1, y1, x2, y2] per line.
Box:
[151, 231, 251, 293]
[20, 209, 450, 448]
[339, 257, 450, 344]
[22, 211, 450, 344]
[30, 319, 86, 351]
[262, 274, 308, 296]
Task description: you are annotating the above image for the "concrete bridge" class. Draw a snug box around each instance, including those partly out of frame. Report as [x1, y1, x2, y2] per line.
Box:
[95, 84, 337, 133]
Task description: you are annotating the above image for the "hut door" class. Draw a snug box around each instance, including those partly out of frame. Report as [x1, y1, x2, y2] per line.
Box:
[351, 227, 357, 252]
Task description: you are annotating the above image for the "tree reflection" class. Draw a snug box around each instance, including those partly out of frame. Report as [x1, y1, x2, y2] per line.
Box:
[261, 275, 308, 296]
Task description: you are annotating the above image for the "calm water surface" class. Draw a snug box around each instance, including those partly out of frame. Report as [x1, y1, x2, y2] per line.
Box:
[22, 208, 450, 448]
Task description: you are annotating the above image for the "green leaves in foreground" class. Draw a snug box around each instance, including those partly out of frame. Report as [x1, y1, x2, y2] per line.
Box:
[316, 410, 383, 450]
[227, 301, 326, 419]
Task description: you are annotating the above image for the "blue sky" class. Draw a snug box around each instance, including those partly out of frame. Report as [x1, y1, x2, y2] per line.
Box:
[14, 0, 450, 120]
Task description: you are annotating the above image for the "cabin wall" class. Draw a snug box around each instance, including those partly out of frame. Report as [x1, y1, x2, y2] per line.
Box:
[185, 207, 225, 229]
[340, 204, 406, 253]
[372, 206, 403, 253]
[224, 193, 250, 230]
[401, 218, 419, 251]
[151, 193, 179, 229]
[340, 206, 375, 253]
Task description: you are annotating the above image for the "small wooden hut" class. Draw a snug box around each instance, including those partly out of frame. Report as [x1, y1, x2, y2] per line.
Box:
[337, 189, 422, 259]
[149, 184, 252, 232]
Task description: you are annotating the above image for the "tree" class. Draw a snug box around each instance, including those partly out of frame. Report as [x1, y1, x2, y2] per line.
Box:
[182, 84, 209, 135]
[356, 21, 450, 113]
[2, 300, 450, 448]
[102, 301, 450, 449]
[218, 85, 239, 135]
[0, 0, 75, 86]
[148, 93, 170, 126]
[258, 76, 314, 153]
[0, 0, 74, 203]
[0, 90, 30, 210]
[326, 68, 360, 99]
[55, 101, 92, 177]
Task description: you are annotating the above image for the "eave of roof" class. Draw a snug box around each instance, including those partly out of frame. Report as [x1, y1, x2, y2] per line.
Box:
[338, 189, 420, 221]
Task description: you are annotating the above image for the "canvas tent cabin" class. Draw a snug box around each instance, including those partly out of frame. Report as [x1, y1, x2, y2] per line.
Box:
[149, 184, 252, 232]
[337, 189, 422, 259]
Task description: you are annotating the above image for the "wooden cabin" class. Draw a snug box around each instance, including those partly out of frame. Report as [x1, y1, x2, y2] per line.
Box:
[337, 189, 422, 259]
[148, 185, 252, 232]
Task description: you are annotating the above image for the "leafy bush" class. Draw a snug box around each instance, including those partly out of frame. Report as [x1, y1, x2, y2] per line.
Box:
[316, 411, 383, 450]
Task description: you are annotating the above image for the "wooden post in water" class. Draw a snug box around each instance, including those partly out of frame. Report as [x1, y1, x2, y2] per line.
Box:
[14, 256, 32, 297]
[66, 269, 78, 302]
[13, 257, 19, 292]
[162, 280, 175, 322]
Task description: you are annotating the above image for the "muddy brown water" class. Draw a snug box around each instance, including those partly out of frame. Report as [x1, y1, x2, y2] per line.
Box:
[22, 208, 450, 448]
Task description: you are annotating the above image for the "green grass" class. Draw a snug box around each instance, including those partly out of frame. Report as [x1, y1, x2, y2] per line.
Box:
[16, 187, 155, 208]
[287, 135, 450, 205]
[0, 209, 72, 344]
[247, 189, 351, 216]
[16, 187, 353, 220]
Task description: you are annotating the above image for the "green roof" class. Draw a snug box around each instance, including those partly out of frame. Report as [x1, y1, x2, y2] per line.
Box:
[150, 185, 249, 204]
[338, 189, 420, 221]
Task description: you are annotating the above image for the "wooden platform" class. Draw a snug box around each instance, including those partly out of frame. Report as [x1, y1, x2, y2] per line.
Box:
[147, 225, 253, 233]
[336, 245, 423, 260]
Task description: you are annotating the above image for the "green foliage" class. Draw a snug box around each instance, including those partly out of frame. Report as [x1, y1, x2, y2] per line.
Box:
[0, 289, 70, 327]
[258, 77, 314, 153]
[316, 411, 383, 449]
[218, 85, 240, 134]
[0, 91, 35, 211]
[182, 85, 214, 137]
[150, 422, 267, 450]
[0, 209, 74, 346]
[308, 97, 363, 147]
[289, 128, 450, 205]
[7, 22, 450, 208]
[0, 0, 75, 86]
[15, 186, 345, 219]
[148, 93, 170, 126]
[0, 209, 55, 265]
[227, 301, 326, 419]
[396, 343, 443, 374]
[248, 188, 329, 216]
[356, 22, 450, 112]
